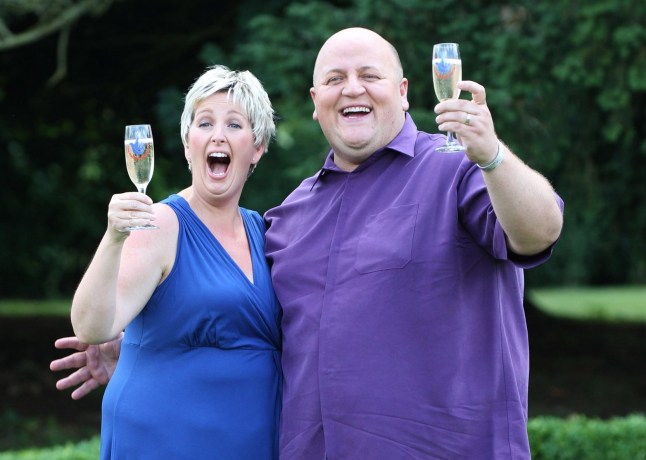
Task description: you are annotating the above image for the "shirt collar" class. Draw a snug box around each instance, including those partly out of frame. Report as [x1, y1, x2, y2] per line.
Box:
[381, 112, 418, 158]
[311, 113, 418, 189]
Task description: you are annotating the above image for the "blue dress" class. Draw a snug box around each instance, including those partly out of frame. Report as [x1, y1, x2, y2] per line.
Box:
[100, 194, 282, 459]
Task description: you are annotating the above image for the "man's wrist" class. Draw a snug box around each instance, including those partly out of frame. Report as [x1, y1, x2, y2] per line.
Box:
[477, 141, 504, 172]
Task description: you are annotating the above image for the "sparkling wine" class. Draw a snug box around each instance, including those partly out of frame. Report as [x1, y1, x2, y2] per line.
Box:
[432, 58, 462, 101]
[124, 137, 154, 192]
[431, 43, 465, 153]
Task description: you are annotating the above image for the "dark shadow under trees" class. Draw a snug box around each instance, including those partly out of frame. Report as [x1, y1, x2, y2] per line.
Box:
[1, 300, 645, 450]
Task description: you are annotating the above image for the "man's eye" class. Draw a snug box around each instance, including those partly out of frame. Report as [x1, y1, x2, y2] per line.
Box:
[326, 76, 343, 84]
[363, 74, 379, 81]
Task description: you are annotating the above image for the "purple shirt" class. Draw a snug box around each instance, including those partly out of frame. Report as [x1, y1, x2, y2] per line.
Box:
[265, 114, 563, 459]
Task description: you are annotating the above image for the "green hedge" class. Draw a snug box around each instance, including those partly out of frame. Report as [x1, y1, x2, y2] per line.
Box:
[528, 414, 646, 459]
[1, 415, 644, 459]
[3, 0, 646, 298]
[0, 437, 99, 460]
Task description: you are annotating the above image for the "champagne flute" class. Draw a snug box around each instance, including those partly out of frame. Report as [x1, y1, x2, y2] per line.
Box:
[124, 124, 158, 230]
[432, 43, 465, 152]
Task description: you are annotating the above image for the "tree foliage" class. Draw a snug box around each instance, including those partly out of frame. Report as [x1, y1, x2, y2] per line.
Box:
[0, 0, 117, 85]
[0, 0, 644, 297]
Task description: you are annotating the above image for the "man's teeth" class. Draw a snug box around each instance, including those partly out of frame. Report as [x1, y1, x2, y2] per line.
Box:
[343, 107, 370, 114]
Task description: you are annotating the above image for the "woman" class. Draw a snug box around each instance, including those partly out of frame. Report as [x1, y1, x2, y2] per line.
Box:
[70, 65, 281, 459]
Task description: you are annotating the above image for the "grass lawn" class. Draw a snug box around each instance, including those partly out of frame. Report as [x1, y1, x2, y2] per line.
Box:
[528, 285, 646, 323]
[1, 288, 645, 453]
[3, 286, 646, 322]
[0, 299, 70, 316]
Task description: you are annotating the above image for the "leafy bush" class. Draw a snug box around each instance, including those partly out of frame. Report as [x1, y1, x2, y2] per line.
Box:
[0, 410, 96, 453]
[2, 0, 646, 293]
[1, 415, 644, 458]
[0, 437, 99, 460]
[529, 414, 646, 459]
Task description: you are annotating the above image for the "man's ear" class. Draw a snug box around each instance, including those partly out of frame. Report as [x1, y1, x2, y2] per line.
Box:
[310, 87, 318, 120]
[400, 78, 409, 111]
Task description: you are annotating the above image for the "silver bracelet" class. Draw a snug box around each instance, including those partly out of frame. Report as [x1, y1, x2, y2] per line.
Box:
[477, 141, 504, 172]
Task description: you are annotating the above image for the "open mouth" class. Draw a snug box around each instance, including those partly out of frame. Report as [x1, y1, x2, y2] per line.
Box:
[207, 152, 231, 177]
[341, 106, 371, 118]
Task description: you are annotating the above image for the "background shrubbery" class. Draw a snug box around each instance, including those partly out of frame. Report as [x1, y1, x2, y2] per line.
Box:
[1, 0, 645, 298]
[0, 437, 99, 460]
[529, 414, 646, 460]
[1, 0, 644, 457]
[1, 415, 645, 459]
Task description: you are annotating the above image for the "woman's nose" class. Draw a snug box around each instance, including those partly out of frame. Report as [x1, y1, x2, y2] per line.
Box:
[211, 125, 226, 143]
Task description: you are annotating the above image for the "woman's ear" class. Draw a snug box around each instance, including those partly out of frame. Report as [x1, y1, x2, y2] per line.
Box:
[251, 145, 265, 165]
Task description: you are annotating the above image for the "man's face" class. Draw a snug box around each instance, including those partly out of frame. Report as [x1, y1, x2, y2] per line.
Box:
[310, 28, 409, 171]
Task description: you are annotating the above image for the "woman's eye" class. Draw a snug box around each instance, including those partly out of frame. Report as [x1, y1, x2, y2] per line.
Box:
[198, 120, 212, 128]
[229, 122, 242, 129]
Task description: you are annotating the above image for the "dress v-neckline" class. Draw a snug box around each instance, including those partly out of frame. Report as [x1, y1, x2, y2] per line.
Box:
[178, 195, 257, 286]
[211, 213, 256, 286]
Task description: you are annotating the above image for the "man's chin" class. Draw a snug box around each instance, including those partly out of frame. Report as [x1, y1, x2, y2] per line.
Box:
[337, 135, 373, 152]
[332, 144, 374, 171]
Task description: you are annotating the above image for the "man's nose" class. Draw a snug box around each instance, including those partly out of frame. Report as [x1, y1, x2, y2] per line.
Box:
[341, 75, 366, 97]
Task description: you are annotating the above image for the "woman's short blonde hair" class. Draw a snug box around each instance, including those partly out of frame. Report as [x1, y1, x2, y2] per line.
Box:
[180, 65, 275, 151]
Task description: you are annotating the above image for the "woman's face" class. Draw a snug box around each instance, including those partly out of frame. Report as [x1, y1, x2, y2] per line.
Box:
[185, 91, 264, 203]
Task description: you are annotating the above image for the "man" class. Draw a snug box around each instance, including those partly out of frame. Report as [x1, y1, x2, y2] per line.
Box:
[52, 28, 563, 459]
[263, 27, 562, 458]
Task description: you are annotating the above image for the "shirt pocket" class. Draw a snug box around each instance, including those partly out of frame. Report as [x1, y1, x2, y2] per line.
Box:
[354, 203, 418, 274]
